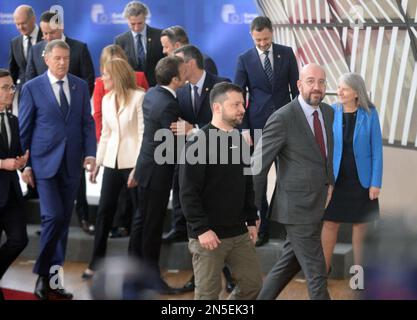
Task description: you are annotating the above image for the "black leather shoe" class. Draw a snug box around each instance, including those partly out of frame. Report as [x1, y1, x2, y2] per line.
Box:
[162, 229, 188, 243]
[34, 276, 49, 300]
[225, 277, 236, 293]
[158, 280, 180, 295]
[0, 287, 4, 300]
[255, 232, 269, 247]
[176, 276, 195, 293]
[48, 288, 73, 300]
[80, 220, 95, 235]
[109, 227, 129, 238]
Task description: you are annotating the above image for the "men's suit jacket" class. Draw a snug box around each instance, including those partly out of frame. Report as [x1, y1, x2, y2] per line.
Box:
[134, 85, 181, 190]
[115, 26, 164, 87]
[9, 30, 43, 87]
[25, 37, 95, 95]
[19, 72, 96, 180]
[332, 103, 383, 188]
[0, 112, 24, 207]
[234, 43, 299, 130]
[177, 72, 229, 128]
[96, 90, 145, 169]
[252, 98, 334, 224]
[202, 53, 218, 76]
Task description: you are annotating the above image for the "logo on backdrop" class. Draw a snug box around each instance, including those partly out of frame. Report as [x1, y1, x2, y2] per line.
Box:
[0, 12, 14, 25]
[91, 4, 151, 25]
[221, 4, 257, 24]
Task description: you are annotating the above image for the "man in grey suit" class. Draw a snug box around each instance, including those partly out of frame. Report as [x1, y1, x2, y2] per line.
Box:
[252, 63, 334, 300]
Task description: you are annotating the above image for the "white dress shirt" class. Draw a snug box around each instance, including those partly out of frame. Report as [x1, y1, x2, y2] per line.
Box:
[131, 25, 147, 56]
[256, 45, 274, 70]
[161, 85, 177, 99]
[23, 25, 39, 60]
[47, 70, 71, 107]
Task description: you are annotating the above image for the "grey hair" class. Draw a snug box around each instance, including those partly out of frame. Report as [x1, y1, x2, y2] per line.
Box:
[44, 39, 70, 55]
[339, 72, 373, 113]
[123, 1, 149, 18]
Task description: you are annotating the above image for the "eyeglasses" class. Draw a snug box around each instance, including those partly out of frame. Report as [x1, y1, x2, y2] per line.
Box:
[0, 85, 17, 93]
[304, 78, 327, 87]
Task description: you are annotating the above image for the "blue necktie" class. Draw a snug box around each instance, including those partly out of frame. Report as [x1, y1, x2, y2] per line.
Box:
[57, 80, 69, 117]
[264, 50, 273, 84]
[193, 85, 199, 116]
[136, 33, 145, 70]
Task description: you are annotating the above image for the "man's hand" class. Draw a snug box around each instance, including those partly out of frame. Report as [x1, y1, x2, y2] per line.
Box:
[127, 168, 138, 188]
[0, 158, 21, 171]
[22, 167, 35, 188]
[84, 157, 96, 173]
[16, 150, 30, 169]
[89, 165, 100, 184]
[247, 226, 258, 245]
[369, 187, 380, 200]
[325, 185, 334, 209]
[242, 130, 253, 146]
[170, 118, 194, 136]
[198, 230, 221, 251]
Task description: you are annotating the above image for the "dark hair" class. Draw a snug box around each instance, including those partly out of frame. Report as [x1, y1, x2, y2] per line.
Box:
[155, 56, 184, 86]
[161, 25, 189, 45]
[173, 44, 204, 70]
[250, 16, 273, 32]
[40, 11, 59, 24]
[210, 82, 243, 106]
[0, 69, 11, 79]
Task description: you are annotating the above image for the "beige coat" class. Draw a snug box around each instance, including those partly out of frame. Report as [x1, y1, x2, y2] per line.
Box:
[96, 89, 145, 169]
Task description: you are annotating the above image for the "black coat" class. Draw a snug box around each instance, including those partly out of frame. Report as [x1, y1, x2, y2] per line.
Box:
[25, 37, 95, 96]
[134, 86, 181, 190]
[114, 26, 164, 87]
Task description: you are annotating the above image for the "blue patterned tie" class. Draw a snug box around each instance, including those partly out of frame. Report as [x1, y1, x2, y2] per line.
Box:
[136, 33, 145, 70]
[57, 80, 69, 117]
[264, 50, 273, 84]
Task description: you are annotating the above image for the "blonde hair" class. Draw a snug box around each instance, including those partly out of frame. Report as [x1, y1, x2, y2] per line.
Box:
[99, 44, 128, 75]
[104, 58, 138, 106]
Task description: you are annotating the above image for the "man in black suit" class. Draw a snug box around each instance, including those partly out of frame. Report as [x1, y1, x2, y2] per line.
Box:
[160, 26, 218, 75]
[0, 69, 29, 300]
[25, 11, 95, 96]
[115, 1, 164, 87]
[128, 56, 186, 294]
[9, 5, 42, 91]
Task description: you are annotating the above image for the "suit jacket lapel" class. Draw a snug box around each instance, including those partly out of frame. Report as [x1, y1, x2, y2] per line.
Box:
[196, 74, 213, 117]
[128, 32, 138, 69]
[353, 107, 365, 146]
[18, 36, 26, 63]
[293, 99, 324, 160]
[320, 103, 333, 160]
[272, 44, 282, 88]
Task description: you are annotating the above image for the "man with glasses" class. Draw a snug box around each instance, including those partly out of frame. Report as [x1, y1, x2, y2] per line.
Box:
[252, 63, 334, 300]
[234, 16, 299, 247]
[0, 69, 29, 300]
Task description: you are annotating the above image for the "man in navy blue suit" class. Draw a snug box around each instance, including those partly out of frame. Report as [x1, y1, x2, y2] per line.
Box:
[0, 69, 29, 301]
[160, 26, 218, 75]
[25, 11, 95, 96]
[234, 16, 299, 246]
[128, 55, 186, 295]
[19, 40, 96, 300]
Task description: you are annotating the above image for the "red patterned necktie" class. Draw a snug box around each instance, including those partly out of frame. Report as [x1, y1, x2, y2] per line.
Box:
[313, 110, 326, 159]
